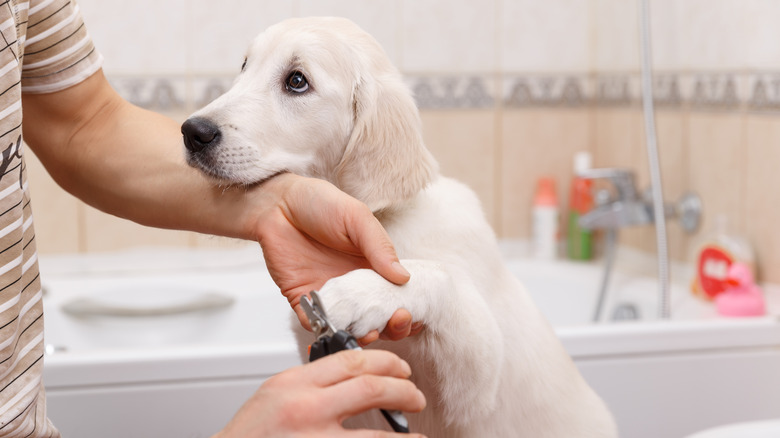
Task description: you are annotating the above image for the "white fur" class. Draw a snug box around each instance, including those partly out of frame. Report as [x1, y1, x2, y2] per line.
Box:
[186, 17, 618, 438]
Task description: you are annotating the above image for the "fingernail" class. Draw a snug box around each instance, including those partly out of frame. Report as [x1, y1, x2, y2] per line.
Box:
[392, 261, 410, 278]
[360, 330, 379, 346]
[417, 389, 427, 406]
[401, 359, 412, 376]
[394, 318, 411, 332]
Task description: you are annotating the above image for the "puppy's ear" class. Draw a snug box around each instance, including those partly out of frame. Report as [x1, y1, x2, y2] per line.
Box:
[334, 73, 438, 212]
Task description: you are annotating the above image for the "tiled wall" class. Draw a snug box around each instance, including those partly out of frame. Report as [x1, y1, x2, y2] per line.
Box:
[25, 0, 780, 283]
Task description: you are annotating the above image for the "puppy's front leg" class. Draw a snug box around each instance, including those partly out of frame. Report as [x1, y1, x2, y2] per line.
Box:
[316, 259, 504, 426]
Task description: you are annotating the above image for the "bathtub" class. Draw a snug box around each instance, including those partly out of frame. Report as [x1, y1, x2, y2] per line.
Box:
[39, 241, 780, 438]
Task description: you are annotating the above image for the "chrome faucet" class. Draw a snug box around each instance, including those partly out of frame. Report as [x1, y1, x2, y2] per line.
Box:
[575, 167, 702, 323]
[577, 168, 701, 233]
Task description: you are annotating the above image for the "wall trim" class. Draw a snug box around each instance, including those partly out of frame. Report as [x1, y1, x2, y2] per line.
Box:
[107, 72, 780, 113]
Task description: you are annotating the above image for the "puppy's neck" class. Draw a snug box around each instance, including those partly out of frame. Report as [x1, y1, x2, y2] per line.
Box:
[370, 173, 440, 222]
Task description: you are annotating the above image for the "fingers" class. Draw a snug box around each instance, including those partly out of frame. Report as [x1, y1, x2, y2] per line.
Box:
[293, 302, 312, 331]
[344, 433, 427, 438]
[278, 175, 409, 286]
[358, 330, 380, 346]
[379, 309, 412, 341]
[343, 432, 427, 438]
[322, 374, 426, 421]
[358, 309, 415, 345]
[298, 350, 413, 388]
[343, 203, 410, 286]
[358, 309, 423, 345]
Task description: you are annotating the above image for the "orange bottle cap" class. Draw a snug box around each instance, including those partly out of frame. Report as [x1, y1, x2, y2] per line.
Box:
[534, 177, 558, 207]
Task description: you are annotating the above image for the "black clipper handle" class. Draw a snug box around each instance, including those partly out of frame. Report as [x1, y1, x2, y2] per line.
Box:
[309, 330, 360, 361]
[309, 329, 410, 433]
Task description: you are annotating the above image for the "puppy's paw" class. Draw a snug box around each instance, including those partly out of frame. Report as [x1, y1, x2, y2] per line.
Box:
[316, 269, 400, 339]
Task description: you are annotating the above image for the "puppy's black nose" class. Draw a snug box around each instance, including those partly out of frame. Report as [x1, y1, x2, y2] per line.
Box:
[181, 117, 221, 153]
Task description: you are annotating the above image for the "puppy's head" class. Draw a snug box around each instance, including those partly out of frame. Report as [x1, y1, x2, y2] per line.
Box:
[182, 17, 437, 211]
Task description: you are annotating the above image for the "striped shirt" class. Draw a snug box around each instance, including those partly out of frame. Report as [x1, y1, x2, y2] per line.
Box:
[0, 0, 101, 436]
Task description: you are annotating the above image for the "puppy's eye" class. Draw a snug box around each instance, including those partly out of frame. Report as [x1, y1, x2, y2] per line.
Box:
[285, 70, 309, 93]
[241, 58, 247, 72]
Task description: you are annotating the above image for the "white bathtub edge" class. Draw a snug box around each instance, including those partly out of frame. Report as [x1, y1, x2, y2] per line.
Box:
[558, 316, 780, 359]
[43, 343, 301, 388]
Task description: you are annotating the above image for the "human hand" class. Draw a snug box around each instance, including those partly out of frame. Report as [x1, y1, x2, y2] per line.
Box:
[213, 350, 427, 438]
[251, 174, 421, 343]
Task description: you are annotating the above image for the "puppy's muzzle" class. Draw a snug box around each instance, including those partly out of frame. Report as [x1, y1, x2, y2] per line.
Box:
[181, 117, 221, 153]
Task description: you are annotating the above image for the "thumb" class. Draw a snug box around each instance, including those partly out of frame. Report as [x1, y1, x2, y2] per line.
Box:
[347, 210, 409, 285]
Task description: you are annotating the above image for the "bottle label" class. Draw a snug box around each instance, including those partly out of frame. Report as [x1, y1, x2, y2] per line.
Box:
[533, 207, 558, 259]
[696, 245, 734, 300]
[567, 211, 592, 260]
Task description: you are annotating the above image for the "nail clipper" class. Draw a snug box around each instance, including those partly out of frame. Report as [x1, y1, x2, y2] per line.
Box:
[300, 290, 410, 433]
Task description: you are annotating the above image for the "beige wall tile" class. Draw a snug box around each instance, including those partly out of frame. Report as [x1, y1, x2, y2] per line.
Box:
[402, 0, 497, 73]
[744, 0, 780, 70]
[593, 107, 649, 250]
[650, 0, 684, 71]
[83, 204, 191, 252]
[745, 114, 780, 283]
[655, 111, 688, 202]
[420, 110, 498, 229]
[186, 0, 296, 75]
[500, 108, 592, 239]
[591, 108, 692, 261]
[676, 0, 747, 71]
[25, 148, 81, 254]
[593, 0, 639, 72]
[593, 107, 644, 176]
[655, 110, 691, 262]
[687, 112, 746, 238]
[298, 0, 400, 66]
[656, 111, 693, 261]
[501, 0, 590, 73]
[78, 0, 189, 75]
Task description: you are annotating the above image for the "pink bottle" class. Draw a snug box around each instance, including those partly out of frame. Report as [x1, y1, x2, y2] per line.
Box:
[715, 262, 766, 317]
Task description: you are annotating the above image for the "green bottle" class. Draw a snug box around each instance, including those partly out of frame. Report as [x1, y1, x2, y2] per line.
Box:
[567, 152, 593, 260]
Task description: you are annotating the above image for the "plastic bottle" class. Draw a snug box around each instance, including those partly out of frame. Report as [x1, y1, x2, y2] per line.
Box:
[567, 152, 594, 260]
[691, 214, 756, 301]
[532, 177, 559, 259]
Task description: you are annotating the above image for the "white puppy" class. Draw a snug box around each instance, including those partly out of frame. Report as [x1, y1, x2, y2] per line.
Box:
[182, 17, 618, 438]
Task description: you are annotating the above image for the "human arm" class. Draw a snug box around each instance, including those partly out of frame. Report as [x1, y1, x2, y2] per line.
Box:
[213, 349, 426, 438]
[21, 69, 415, 341]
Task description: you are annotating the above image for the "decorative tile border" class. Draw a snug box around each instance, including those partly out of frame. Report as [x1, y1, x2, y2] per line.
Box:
[594, 74, 635, 106]
[189, 76, 235, 109]
[503, 75, 590, 108]
[747, 73, 780, 111]
[107, 72, 780, 113]
[688, 73, 740, 109]
[109, 77, 188, 112]
[653, 74, 684, 107]
[404, 76, 495, 109]
[108, 75, 234, 114]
